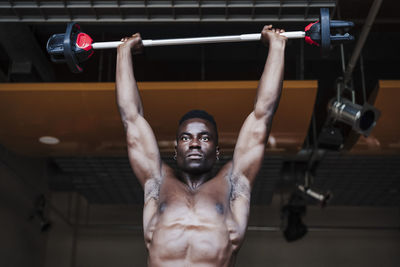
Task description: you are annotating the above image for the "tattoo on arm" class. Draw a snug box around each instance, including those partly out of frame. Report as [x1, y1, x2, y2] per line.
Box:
[230, 174, 251, 202]
[144, 178, 161, 203]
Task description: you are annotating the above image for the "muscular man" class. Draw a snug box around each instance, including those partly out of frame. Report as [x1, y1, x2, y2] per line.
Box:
[116, 25, 287, 267]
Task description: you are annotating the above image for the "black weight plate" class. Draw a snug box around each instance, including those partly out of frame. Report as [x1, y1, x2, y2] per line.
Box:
[320, 8, 331, 58]
[64, 23, 83, 73]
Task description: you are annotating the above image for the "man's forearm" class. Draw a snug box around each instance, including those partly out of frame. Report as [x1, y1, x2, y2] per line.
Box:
[115, 47, 143, 127]
[254, 42, 286, 120]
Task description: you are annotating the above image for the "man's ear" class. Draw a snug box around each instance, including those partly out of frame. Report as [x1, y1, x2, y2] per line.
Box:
[174, 141, 178, 155]
[216, 146, 220, 159]
[174, 141, 178, 160]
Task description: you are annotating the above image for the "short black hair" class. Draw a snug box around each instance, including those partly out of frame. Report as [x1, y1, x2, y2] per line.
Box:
[178, 110, 218, 143]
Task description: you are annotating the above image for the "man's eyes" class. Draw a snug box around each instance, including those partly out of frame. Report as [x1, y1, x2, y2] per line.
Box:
[180, 136, 209, 141]
[201, 136, 209, 141]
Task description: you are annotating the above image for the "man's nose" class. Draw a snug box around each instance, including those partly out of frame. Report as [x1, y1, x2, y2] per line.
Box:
[189, 138, 201, 148]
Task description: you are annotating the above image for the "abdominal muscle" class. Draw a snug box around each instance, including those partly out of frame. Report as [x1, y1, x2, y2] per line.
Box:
[145, 207, 237, 267]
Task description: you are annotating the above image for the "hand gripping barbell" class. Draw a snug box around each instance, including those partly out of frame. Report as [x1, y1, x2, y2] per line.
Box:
[47, 8, 354, 73]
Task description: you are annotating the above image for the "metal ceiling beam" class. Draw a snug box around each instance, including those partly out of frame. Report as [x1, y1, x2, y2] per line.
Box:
[0, 17, 323, 23]
[0, 0, 336, 23]
[0, 1, 336, 8]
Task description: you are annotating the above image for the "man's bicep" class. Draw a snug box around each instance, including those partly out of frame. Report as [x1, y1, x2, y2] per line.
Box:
[126, 116, 162, 187]
[232, 112, 269, 186]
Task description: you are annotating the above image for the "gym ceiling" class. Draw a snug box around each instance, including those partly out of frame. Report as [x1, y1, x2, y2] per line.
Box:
[0, 0, 399, 206]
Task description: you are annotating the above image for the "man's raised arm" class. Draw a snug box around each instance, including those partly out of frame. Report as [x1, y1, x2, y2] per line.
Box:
[116, 34, 144, 125]
[232, 25, 287, 187]
[116, 34, 162, 187]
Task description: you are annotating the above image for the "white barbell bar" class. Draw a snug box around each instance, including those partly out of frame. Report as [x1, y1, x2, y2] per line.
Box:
[91, 31, 306, 50]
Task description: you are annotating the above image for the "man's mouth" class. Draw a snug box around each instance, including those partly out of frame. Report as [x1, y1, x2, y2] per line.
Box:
[187, 153, 203, 159]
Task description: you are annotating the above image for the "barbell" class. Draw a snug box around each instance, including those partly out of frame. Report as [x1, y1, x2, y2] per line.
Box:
[47, 8, 354, 73]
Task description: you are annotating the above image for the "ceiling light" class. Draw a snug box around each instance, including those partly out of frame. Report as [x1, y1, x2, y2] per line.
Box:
[39, 136, 60, 145]
[328, 98, 380, 137]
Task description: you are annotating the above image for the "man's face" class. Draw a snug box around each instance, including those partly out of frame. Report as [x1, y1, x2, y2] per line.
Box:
[175, 118, 218, 175]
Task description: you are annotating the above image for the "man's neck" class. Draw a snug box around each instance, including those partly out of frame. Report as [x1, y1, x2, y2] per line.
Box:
[177, 171, 213, 191]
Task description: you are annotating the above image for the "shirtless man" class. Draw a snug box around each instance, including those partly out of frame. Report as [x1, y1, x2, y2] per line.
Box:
[116, 25, 287, 267]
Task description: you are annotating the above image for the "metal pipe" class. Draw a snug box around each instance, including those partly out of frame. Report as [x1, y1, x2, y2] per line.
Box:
[340, 44, 346, 74]
[343, 0, 383, 84]
[360, 54, 367, 103]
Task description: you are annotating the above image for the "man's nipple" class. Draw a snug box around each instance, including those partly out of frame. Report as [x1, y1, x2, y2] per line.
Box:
[159, 202, 167, 213]
[216, 203, 224, 215]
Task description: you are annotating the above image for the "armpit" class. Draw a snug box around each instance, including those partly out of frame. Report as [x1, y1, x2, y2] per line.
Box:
[230, 174, 251, 202]
[144, 178, 161, 203]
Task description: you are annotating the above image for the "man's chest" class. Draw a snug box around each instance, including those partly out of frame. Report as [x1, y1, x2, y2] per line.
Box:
[157, 176, 232, 220]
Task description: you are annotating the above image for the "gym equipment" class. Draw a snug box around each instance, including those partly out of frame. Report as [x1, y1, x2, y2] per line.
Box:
[298, 185, 331, 207]
[47, 8, 354, 73]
